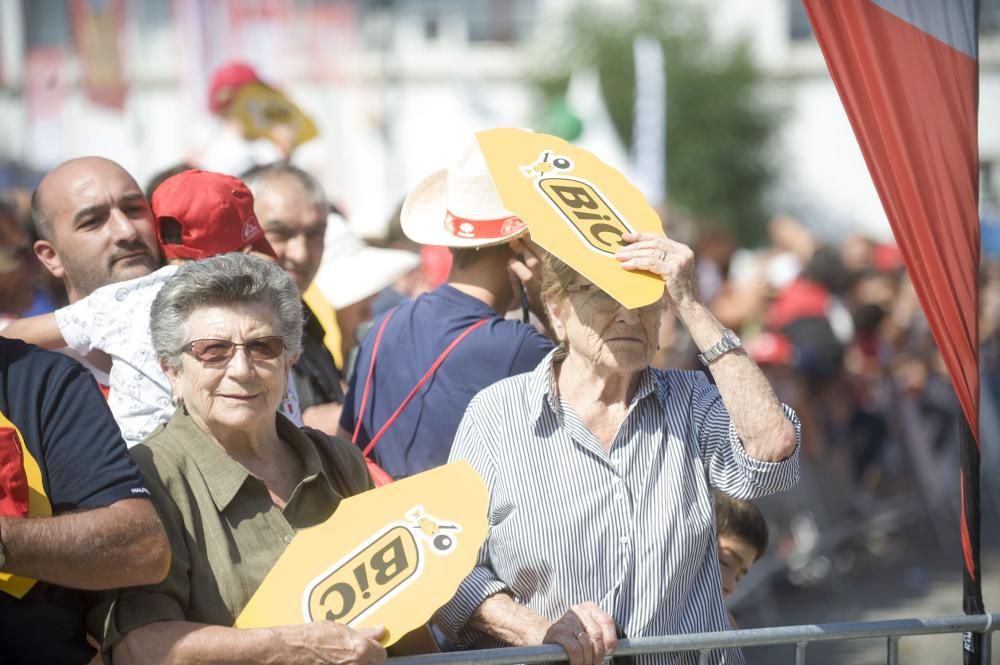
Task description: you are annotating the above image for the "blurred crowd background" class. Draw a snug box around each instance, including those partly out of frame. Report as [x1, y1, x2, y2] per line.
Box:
[0, 1, 998, 660]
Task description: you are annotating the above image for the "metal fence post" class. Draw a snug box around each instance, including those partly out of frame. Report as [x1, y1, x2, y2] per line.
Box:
[794, 641, 807, 665]
[886, 636, 899, 665]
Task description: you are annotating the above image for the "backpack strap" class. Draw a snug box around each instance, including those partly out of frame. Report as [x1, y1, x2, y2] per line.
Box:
[353, 311, 490, 459]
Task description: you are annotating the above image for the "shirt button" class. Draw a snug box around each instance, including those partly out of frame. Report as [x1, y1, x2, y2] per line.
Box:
[611, 477, 621, 485]
[284, 535, 294, 544]
[619, 535, 630, 544]
[614, 493, 624, 501]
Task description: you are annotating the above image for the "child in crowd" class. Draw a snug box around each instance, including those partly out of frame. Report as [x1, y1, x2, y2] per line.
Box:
[714, 490, 770, 600]
[3, 170, 301, 445]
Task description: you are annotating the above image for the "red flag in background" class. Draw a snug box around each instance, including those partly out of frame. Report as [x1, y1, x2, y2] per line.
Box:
[802, 2, 985, 663]
[70, 0, 127, 109]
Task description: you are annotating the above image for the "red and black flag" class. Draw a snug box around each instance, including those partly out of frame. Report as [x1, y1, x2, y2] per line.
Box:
[802, 1, 985, 662]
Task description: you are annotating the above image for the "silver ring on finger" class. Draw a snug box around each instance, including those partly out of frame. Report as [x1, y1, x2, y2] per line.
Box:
[577, 631, 588, 640]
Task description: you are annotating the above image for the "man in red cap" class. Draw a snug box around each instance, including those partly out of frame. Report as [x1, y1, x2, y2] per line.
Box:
[4, 170, 301, 446]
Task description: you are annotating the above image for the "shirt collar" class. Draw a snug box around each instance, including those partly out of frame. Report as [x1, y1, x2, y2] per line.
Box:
[526, 347, 665, 424]
[167, 409, 329, 512]
[526, 347, 564, 424]
[436, 284, 497, 317]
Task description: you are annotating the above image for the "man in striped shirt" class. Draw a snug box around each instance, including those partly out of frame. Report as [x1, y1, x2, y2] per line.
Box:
[437, 233, 800, 665]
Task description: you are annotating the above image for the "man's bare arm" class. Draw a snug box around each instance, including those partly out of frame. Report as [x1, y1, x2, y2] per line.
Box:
[0, 498, 169, 589]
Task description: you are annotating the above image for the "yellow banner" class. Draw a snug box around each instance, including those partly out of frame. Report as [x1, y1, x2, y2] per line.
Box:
[236, 462, 488, 645]
[477, 128, 665, 310]
[231, 82, 319, 148]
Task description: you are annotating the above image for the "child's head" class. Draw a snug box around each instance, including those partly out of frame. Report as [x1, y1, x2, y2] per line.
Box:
[714, 491, 769, 599]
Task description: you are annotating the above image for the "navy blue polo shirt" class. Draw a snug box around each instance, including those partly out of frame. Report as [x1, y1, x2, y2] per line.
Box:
[340, 285, 554, 479]
[0, 338, 149, 665]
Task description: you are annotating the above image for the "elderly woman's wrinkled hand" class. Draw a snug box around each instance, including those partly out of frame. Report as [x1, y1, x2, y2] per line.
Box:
[616, 231, 699, 309]
[542, 602, 618, 665]
[268, 622, 387, 665]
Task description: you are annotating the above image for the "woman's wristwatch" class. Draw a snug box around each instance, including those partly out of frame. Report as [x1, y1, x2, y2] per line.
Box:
[697, 328, 742, 366]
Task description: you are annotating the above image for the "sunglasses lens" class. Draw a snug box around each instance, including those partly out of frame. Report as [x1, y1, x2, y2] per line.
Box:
[189, 340, 235, 364]
[246, 337, 285, 360]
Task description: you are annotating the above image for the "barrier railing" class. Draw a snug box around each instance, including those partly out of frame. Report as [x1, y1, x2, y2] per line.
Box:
[390, 614, 997, 665]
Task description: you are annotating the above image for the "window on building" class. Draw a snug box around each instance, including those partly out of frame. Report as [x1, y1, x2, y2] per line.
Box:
[983, 160, 1000, 213]
[466, 0, 535, 43]
[788, 0, 813, 41]
[23, 0, 70, 48]
[983, 0, 1000, 34]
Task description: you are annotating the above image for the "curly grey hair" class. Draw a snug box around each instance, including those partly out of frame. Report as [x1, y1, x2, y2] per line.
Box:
[150, 253, 303, 368]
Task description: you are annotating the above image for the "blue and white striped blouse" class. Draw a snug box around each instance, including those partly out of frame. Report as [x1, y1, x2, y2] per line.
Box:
[436, 348, 801, 665]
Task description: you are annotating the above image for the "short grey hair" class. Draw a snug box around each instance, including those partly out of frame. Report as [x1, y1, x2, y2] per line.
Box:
[150, 253, 303, 368]
[240, 162, 328, 217]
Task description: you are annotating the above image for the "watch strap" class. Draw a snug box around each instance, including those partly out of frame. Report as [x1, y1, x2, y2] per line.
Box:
[697, 329, 741, 366]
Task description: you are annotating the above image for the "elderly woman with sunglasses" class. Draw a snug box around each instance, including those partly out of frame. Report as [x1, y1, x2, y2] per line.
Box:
[436, 232, 800, 665]
[103, 253, 383, 665]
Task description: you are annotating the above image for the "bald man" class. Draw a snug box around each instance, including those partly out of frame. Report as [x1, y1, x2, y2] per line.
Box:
[32, 157, 161, 304]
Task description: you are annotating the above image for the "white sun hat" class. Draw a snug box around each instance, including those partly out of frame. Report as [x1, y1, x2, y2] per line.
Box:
[313, 213, 421, 310]
[400, 138, 529, 248]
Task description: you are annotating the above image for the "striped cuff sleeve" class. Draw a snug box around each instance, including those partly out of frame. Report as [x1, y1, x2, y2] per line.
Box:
[433, 566, 509, 645]
[725, 403, 801, 497]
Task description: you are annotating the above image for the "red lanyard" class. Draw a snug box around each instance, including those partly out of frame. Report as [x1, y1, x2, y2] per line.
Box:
[353, 309, 490, 458]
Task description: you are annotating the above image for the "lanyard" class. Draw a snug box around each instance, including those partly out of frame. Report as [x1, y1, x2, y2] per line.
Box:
[353, 308, 489, 459]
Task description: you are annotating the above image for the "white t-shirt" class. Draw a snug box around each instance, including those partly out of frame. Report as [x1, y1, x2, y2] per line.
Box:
[55, 265, 303, 446]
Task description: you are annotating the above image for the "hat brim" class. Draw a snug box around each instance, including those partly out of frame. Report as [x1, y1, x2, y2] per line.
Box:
[250, 234, 278, 260]
[401, 168, 528, 249]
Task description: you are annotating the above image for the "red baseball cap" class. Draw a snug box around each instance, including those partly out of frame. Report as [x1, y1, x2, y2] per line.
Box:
[208, 61, 260, 115]
[152, 170, 276, 261]
[746, 331, 796, 366]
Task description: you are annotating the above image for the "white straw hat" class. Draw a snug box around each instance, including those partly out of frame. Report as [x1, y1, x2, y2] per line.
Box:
[400, 139, 528, 248]
[313, 213, 421, 310]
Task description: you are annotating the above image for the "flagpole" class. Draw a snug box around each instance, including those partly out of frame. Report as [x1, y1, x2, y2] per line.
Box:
[960, 411, 985, 664]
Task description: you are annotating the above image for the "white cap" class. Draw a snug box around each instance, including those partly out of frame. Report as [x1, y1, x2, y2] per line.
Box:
[313, 213, 421, 309]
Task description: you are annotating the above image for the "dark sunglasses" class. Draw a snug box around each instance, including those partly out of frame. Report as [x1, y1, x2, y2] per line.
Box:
[181, 336, 286, 366]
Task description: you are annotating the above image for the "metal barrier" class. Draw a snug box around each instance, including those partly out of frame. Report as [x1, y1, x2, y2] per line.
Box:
[390, 614, 998, 665]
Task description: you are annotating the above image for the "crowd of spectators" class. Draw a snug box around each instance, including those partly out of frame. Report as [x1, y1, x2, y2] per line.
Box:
[0, 63, 992, 665]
